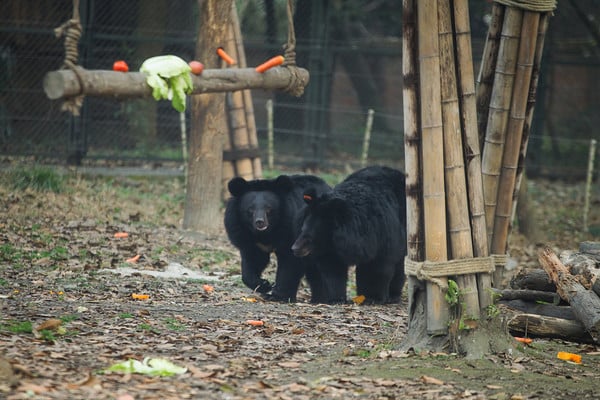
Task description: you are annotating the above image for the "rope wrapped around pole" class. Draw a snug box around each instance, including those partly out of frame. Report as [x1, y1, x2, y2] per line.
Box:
[494, 0, 557, 12]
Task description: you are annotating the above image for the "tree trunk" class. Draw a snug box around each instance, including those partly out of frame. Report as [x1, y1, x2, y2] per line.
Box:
[183, 0, 233, 233]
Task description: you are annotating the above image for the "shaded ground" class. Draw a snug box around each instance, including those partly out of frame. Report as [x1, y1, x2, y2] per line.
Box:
[2, 170, 600, 399]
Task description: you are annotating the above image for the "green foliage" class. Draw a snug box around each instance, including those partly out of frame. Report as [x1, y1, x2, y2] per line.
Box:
[0, 320, 33, 334]
[445, 279, 460, 306]
[4, 166, 64, 193]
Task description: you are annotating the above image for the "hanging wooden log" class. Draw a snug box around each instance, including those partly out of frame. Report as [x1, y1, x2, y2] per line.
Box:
[418, 0, 449, 336]
[438, 0, 480, 319]
[43, 67, 308, 101]
[538, 246, 600, 342]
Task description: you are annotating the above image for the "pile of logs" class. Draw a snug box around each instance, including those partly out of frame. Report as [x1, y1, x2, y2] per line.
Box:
[497, 242, 600, 344]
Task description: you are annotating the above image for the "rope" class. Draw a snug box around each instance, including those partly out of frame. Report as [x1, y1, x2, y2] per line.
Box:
[281, 0, 305, 97]
[54, 0, 84, 115]
[405, 255, 507, 290]
[493, 0, 557, 12]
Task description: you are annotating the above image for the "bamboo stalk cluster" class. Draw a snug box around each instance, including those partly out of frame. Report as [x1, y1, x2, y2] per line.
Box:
[403, 0, 552, 337]
[222, 3, 263, 198]
[477, 2, 551, 286]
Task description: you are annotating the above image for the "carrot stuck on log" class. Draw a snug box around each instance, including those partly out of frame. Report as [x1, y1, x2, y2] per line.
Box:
[255, 55, 285, 73]
[216, 47, 236, 65]
[246, 320, 264, 327]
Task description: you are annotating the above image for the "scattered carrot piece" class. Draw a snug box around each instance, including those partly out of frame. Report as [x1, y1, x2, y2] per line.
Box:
[242, 297, 258, 303]
[114, 232, 129, 238]
[255, 55, 285, 73]
[514, 337, 533, 345]
[557, 351, 582, 364]
[246, 319, 264, 327]
[131, 293, 150, 300]
[352, 295, 366, 305]
[216, 47, 236, 65]
[126, 254, 140, 264]
[202, 284, 214, 293]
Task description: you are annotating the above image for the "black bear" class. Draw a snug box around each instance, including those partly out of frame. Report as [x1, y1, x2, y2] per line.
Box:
[292, 166, 407, 304]
[224, 174, 331, 302]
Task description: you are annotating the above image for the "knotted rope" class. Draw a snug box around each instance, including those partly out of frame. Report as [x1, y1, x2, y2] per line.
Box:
[405, 254, 507, 291]
[494, 0, 557, 12]
[281, 0, 306, 97]
[54, 0, 85, 115]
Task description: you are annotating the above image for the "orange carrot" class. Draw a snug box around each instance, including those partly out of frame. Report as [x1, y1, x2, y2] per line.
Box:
[131, 293, 149, 300]
[114, 232, 129, 238]
[255, 55, 285, 73]
[126, 254, 140, 264]
[202, 284, 214, 293]
[246, 319, 264, 327]
[557, 351, 582, 364]
[514, 337, 532, 345]
[216, 47, 236, 65]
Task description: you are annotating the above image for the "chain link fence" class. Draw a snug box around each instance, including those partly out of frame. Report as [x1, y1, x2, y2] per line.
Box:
[1, 0, 599, 176]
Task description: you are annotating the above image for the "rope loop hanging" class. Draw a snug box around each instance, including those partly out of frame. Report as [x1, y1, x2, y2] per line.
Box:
[54, 0, 85, 115]
[281, 0, 306, 97]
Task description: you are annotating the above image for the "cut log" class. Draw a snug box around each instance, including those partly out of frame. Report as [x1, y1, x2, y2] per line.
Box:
[538, 246, 600, 342]
[506, 311, 595, 344]
[492, 288, 560, 304]
[43, 67, 309, 100]
[510, 267, 556, 292]
[499, 299, 575, 320]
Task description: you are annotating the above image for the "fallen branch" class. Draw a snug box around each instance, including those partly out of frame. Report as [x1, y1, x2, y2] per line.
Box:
[492, 288, 560, 304]
[507, 312, 595, 344]
[499, 299, 575, 320]
[538, 246, 600, 342]
[510, 267, 556, 292]
[43, 66, 309, 100]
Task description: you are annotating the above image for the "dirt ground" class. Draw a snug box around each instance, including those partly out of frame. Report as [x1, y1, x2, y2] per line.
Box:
[2, 169, 600, 399]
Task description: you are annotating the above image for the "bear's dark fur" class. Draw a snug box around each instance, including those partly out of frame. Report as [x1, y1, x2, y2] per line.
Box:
[224, 174, 331, 302]
[292, 166, 407, 304]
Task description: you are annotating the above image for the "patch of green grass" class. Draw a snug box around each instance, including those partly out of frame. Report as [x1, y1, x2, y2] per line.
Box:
[0, 278, 7, 286]
[60, 314, 78, 323]
[164, 318, 186, 331]
[0, 320, 33, 334]
[0, 244, 22, 262]
[119, 313, 134, 319]
[4, 166, 64, 193]
[139, 323, 160, 334]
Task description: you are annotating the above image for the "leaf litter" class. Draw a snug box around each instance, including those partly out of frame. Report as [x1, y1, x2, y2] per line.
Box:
[1, 173, 600, 399]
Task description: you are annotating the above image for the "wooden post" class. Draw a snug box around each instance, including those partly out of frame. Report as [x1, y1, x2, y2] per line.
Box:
[418, 0, 449, 335]
[402, 0, 425, 336]
[584, 139, 597, 232]
[361, 109, 374, 168]
[266, 99, 274, 170]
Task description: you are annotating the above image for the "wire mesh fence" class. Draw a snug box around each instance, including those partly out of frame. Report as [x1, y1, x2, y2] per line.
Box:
[1, 0, 599, 177]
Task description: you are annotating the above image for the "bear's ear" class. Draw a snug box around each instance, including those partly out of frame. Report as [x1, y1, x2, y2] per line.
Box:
[273, 175, 294, 192]
[302, 187, 318, 205]
[228, 177, 248, 197]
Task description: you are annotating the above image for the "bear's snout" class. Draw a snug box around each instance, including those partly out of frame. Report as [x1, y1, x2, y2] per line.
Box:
[254, 218, 268, 231]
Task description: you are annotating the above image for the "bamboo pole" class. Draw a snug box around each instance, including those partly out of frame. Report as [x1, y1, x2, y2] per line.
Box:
[453, 0, 492, 311]
[231, 4, 262, 179]
[418, 0, 449, 335]
[361, 109, 374, 168]
[266, 99, 274, 170]
[492, 12, 540, 255]
[481, 7, 523, 262]
[511, 14, 550, 228]
[476, 3, 505, 150]
[438, 0, 479, 318]
[402, 0, 425, 335]
[584, 139, 597, 232]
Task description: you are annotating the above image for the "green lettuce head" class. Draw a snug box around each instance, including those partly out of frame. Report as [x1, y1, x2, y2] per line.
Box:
[140, 55, 193, 112]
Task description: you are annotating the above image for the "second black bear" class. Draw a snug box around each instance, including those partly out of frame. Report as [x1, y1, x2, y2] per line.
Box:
[292, 166, 407, 304]
[224, 174, 331, 302]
